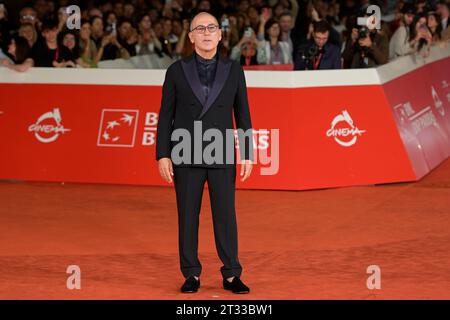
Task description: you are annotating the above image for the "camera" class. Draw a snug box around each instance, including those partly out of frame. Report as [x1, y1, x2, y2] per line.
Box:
[358, 26, 369, 40]
[298, 43, 320, 70]
[307, 44, 319, 58]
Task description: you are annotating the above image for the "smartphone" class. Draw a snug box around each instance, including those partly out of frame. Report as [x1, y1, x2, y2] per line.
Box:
[221, 17, 229, 30]
[111, 22, 117, 34]
[244, 27, 253, 38]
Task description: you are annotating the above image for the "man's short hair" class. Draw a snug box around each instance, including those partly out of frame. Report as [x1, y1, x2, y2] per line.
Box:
[41, 19, 59, 32]
[279, 11, 292, 19]
[118, 18, 134, 28]
[313, 20, 330, 34]
[89, 15, 103, 26]
[402, 3, 416, 15]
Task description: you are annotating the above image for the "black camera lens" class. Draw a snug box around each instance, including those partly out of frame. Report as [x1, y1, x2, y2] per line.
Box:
[358, 26, 368, 39]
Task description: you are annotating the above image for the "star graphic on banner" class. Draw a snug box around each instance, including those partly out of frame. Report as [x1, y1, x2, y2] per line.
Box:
[121, 114, 134, 126]
[107, 120, 120, 129]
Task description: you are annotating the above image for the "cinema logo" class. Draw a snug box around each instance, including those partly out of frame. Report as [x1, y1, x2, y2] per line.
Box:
[170, 123, 280, 176]
[28, 108, 71, 143]
[326, 110, 366, 147]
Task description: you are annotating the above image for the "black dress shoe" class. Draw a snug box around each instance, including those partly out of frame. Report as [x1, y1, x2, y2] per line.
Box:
[181, 276, 200, 293]
[223, 277, 250, 294]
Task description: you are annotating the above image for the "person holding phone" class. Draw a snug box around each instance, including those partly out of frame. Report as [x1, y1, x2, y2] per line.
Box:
[230, 26, 263, 66]
[409, 14, 433, 58]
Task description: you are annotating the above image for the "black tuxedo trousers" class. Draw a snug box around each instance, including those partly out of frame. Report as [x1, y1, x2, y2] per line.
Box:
[174, 166, 241, 279]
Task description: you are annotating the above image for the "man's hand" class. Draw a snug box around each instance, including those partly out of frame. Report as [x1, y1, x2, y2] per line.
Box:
[240, 160, 253, 182]
[351, 28, 359, 44]
[359, 35, 372, 48]
[158, 157, 174, 183]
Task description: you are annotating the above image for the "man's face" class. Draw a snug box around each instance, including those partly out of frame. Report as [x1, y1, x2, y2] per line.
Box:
[313, 31, 329, 49]
[198, 0, 211, 12]
[188, 14, 222, 53]
[20, 8, 37, 25]
[119, 22, 132, 38]
[34, 0, 48, 17]
[43, 28, 58, 43]
[163, 20, 172, 35]
[124, 4, 135, 18]
[92, 18, 104, 36]
[416, 2, 426, 13]
[279, 15, 292, 33]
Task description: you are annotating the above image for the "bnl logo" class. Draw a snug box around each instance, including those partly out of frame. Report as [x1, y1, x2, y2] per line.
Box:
[357, 5, 381, 30]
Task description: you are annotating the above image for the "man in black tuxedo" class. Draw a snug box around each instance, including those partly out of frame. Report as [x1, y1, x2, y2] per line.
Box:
[156, 12, 253, 294]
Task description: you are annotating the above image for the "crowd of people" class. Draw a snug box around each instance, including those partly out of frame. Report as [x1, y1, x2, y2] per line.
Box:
[0, 0, 449, 72]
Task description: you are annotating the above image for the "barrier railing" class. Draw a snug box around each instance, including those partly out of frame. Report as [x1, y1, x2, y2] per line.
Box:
[1, 45, 449, 190]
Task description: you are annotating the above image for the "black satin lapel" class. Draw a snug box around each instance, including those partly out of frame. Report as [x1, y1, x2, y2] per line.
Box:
[199, 57, 232, 119]
[181, 56, 206, 107]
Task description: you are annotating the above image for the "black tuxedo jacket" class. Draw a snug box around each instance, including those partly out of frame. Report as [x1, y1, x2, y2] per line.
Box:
[156, 53, 254, 168]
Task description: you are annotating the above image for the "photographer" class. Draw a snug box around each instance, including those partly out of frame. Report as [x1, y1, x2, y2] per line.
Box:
[342, 13, 389, 69]
[294, 20, 341, 70]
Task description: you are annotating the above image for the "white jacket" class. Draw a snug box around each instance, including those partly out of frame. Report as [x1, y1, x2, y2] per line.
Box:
[257, 40, 293, 65]
[389, 25, 413, 61]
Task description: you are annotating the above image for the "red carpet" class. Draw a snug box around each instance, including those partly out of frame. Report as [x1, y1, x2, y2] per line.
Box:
[1, 159, 450, 299]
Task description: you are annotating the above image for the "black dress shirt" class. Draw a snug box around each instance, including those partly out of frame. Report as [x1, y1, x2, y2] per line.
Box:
[195, 52, 218, 104]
